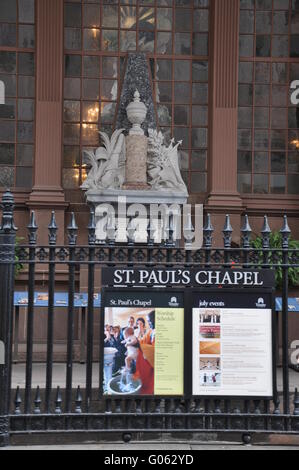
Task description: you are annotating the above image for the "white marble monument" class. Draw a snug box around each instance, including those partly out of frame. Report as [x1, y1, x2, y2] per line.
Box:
[81, 90, 188, 242]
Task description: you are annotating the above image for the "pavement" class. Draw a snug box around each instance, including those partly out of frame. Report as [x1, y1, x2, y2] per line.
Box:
[11, 363, 299, 391]
[0, 443, 299, 455]
[2, 443, 299, 450]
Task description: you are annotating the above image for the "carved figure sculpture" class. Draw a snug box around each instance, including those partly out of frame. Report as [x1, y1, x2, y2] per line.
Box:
[82, 93, 188, 195]
[147, 129, 188, 194]
[81, 129, 125, 190]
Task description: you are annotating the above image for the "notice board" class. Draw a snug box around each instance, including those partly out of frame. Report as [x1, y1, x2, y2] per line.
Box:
[190, 289, 274, 398]
[101, 268, 275, 398]
[101, 289, 185, 397]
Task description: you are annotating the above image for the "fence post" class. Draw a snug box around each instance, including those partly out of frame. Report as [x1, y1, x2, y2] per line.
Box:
[0, 190, 16, 446]
[281, 215, 291, 415]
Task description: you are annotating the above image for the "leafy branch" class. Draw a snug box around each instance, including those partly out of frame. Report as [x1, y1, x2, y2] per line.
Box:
[15, 236, 24, 278]
[251, 232, 299, 289]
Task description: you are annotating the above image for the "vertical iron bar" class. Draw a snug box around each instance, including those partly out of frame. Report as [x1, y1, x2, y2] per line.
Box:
[184, 209, 194, 257]
[203, 214, 214, 267]
[14, 387, 21, 415]
[261, 216, 271, 276]
[86, 210, 96, 411]
[147, 219, 155, 264]
[24, 211, 37, 415]
[241, 215, 252, 268]
[127, 217, 135, 267]
[0, 190, 16, 446]
[261, 217, 280, 414]
[45, 211, 57, 413]
[34, 386, 41, 414]
[65, 213, 78, 413]
[281, 215, 291, 415]
[13, 306, 19, 363]
[223, 215, 233, 267]
[80, 307, 86, 364]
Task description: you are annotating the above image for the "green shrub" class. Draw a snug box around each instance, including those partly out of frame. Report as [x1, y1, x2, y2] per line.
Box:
[251, 232, 299, 290]
[15, 236, 24, 278]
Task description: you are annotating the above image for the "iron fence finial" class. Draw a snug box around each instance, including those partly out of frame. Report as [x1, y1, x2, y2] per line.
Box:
[184, 211, 194, 247]
[34, 386, 41, 414]
[28, 211, 38, 245]
[0, 189, 17, 233]
[48, 211, 58, 245]
[55, 386, 62, 414]
[75, 386, 82, 414]
[241, 215, 252, 248]
[261, 215, 271, 234]
[280, 215, 291, 249]
[127, 217, 136, 245]
[261, 215, 271, 249]
[14, 387, 22, 415]
[223, 214, 233, 248]
[165, 212, 176, 248]
[147, 219, 156, 246]
[87, 209, 96, 245]
[106, 214, 116, 244]
[294, 388, 299, 416]
[203, 213, 214, 249]
[67, 212, 78, 245]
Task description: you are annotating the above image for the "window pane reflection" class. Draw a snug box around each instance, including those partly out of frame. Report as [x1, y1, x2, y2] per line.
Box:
[239, 2, 299, 194]
[63, 0, 210, 192]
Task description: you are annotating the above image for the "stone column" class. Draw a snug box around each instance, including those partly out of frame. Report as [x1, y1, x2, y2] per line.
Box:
[205, 0, 243, 244]
[123, 90, 149, 190]
[124, 135, 148, 190]
[27, 0, 67, 243]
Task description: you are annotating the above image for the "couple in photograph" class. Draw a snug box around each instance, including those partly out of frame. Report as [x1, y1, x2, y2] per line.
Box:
[104, 311, 156, 395]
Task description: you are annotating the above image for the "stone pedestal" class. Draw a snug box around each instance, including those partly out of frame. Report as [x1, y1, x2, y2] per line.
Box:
[86, 188, 188, 243]
[123, 135, 149, 190]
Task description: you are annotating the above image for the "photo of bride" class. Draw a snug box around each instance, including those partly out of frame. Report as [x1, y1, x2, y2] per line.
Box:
[103, 307, 156, 396]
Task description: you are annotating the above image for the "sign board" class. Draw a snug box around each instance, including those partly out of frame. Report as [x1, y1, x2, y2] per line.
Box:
[100, 268, 275, 399]
[102, 289, 185, 397]
[102, 267, 275, 289]
[191, 289, 274, 398]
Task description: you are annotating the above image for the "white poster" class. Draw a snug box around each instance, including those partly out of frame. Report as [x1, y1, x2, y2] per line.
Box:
[192, 302, 273, 397]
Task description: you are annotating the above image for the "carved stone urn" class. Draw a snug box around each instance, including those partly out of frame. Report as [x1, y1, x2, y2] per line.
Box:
[126, 90, 147, 136]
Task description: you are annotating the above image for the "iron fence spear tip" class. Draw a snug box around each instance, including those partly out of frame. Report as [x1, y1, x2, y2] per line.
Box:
[88, 210, 96, 230]
[48, 211, 57, 229]
[241, 215, 252, 233]
[68, 212, 78, 230]
[280, 214, 291, 234]
[203, 213, 214, 232]
[261, 215, 271, 233]
[28, 211, 37, 229]
[223, 214, 233, 233]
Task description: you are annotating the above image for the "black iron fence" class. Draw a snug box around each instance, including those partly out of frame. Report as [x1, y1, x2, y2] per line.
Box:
[0, 189, 299, 446]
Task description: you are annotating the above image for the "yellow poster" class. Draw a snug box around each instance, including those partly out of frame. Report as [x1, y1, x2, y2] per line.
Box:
[154, 308, 184, 395]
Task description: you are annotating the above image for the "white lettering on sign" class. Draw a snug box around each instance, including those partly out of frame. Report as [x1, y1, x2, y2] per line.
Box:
[194, 270, 264, 286]
[290, 80, 299, 105]
[0, 81, 5, 105]
[0, 340, 4, 365]
[112, 269, 266, 287]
